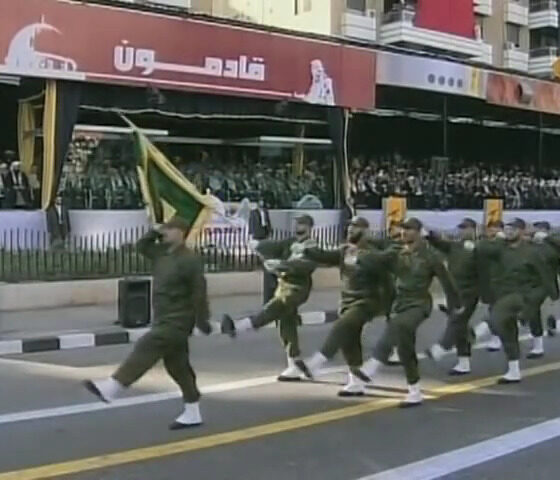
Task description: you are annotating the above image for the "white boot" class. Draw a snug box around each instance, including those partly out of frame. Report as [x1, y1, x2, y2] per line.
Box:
[357, 357, 381, 381]
[487, 335, 501, 352]
[84, 377, 124, 403]
[475, 322, 491, 340]
[338, 372, 367, 397]
[387, 348, 400, 365]
[170, 402, 203, 430]
[527, 336, 544, 359]
[427, 343, 446, 362]
[278, 356, 303, 382]
[400, 382, 423, 407]
[498, 360, 521, 384]
[298, 352, 328, 379]
[450, 356, 471, 376]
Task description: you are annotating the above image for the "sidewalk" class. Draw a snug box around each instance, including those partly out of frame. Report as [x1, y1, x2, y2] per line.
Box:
[0, 289, 340, 354]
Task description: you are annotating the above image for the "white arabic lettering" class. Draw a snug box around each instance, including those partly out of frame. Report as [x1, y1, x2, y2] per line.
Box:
[135, 48, 156, 76]
[114, 41, 134, 73]
[112, 43, 266, 82]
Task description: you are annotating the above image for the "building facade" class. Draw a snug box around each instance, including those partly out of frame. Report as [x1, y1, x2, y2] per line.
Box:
[129, 0, 559, 78]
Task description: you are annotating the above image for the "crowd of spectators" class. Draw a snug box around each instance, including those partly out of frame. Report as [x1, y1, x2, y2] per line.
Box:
[3, 140, 560, 211]
[350, 155, 560, 210]
[0, 150, 40, 209]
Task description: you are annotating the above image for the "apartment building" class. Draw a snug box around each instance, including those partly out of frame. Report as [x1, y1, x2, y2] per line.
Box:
[131, 0, 559, 78]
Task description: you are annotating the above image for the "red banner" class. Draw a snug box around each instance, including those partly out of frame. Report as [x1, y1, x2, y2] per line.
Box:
[0, 0, 376, 110]
[415, 0, 475, 39]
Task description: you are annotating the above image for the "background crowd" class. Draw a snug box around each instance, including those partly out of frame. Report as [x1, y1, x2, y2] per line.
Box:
[3, 141, 560, 211]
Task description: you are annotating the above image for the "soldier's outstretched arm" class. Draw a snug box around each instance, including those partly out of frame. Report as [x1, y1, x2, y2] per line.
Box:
[426, 231, 453, 254]
[530, 250, 558, 300]
[304, 246, 341, 267]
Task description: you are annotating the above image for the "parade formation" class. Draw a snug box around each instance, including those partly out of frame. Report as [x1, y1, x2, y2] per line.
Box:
[83, 214, 560, 429]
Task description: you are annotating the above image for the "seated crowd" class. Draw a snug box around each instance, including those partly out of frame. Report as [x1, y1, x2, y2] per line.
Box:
[350, 156, 560, 210]
[2, 143, 560, 211]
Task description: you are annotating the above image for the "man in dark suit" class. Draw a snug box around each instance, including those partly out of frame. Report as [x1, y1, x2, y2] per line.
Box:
[249, 199, 275, 304]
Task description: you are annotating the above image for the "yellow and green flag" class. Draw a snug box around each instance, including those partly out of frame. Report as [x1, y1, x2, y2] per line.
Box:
[123, 116, 215, 243]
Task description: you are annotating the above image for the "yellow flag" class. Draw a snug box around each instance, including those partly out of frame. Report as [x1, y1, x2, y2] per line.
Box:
[383, 196, 407, 231]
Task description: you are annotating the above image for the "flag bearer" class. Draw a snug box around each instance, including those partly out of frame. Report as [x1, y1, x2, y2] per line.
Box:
[84, 217, 212, 430]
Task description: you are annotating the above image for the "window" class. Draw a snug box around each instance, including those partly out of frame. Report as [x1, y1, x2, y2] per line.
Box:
[294, 0, 299, 15]
[347, 0, 367, 12]
[304, 0, 312, 12]
[506, 24, 521, 47]
[295, 0, 312, 14]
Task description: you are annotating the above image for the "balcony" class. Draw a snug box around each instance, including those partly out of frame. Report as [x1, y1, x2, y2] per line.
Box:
[341, 9, 377, 42]
[474, 0, 493, 16]
[379, 8, 493, 64]
[529, 0, 558, 29]
[529, 46, 558, 76]
[505, 0, 529, 26]
[503, 43, 529, 71]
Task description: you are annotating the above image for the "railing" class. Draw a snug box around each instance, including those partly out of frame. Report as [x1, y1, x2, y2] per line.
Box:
[382, 7, 415, 25]
[529, 0, 558, 12]
[529, 46, 558, 57]
[0, 226, 344, 282]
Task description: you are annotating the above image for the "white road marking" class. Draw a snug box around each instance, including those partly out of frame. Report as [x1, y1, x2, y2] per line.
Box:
[0, 329, 540, 427]
[356, 417, 560, 480]
[0, 366, 346, 426]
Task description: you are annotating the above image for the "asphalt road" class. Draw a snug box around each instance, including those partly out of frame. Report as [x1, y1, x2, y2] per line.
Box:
[1, 301, 560, 480]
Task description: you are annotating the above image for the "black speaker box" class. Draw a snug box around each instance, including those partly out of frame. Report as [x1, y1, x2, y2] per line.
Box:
[118, 278, 151, 328]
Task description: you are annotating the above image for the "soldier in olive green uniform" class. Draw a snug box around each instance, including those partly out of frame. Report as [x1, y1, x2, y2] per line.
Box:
[295, 217, 396, 396]
[221, 215, 317, 381]
[369, 221, 401, 365]
[530, 222, 559, 348]
[354, 218, 461, 407]
[476, 218, 553, 383]
[84, 217, 212, 430]
[425, 218, 479, 375]
[477, 220, 505, 352]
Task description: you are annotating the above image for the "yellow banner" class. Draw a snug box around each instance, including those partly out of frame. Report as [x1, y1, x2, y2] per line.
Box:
[483, 198, 503, 226]
[383, 196, 407, 231]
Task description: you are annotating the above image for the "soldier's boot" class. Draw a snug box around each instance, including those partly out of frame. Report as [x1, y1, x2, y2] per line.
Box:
[399, 383, 423, 408]
[449, 356, 471, 376]
[84, 377, 123, 403]
[497, 360, 522, 384]
[527, 336, 544, 359]
[278, 356, 303, 382]
[295, 352, 328, 380]
[387, 347, 401, 366]
[338, 372, 367, 397]
[169, 402, 203, 430]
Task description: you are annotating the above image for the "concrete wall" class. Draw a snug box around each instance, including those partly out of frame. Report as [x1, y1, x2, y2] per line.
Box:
[0, 268, 341, 312]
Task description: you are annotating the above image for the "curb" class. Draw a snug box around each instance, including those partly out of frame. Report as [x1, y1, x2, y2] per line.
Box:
[0, 310, 339, 356]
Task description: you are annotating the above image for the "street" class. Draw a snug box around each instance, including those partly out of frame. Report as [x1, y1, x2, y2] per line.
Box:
[1, 303, 560, 480]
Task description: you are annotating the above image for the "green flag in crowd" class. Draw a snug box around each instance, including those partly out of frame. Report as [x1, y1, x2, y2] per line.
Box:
[123, 116, 216, 243]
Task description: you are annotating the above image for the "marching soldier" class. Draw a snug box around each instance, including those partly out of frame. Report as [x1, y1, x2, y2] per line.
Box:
[522, 221, 560, 358]
[353, 218, 461, 407]
[295, 217, 395, 396]
[475, 218, 553, 383]
[532, 222, 559, 340]
[478, 220, 505, 352]
[84, 217, 212, 430]
[221, 215, 317, 381]
[425, 218, 479, 375]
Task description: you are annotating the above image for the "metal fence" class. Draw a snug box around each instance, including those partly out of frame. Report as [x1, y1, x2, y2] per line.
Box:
[0, 226, 345, 282]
